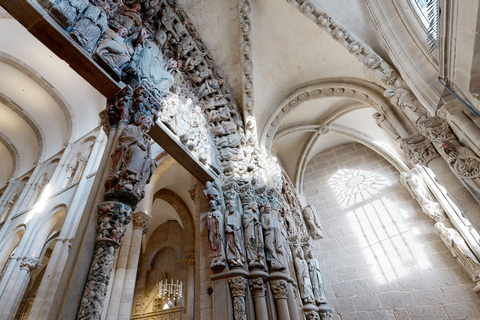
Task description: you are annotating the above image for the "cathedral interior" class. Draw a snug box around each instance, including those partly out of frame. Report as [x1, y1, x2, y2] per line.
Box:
[0, 0, 480, 319]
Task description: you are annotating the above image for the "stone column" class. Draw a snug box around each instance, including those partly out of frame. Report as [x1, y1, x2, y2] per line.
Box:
[227, 276, 248, 320]
[270, 279, 291, 320]
[105, 223, 133, 320]
[286, 282, 301, 320]
[0, 256, 40, 320]
[76, 202, 132, 320]
[117, 213, 150, 320]
[185, 253, 195, 320]
[248, 278, 268, 320]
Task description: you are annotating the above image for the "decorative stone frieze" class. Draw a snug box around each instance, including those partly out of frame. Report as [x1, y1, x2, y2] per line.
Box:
[270, 279, 288, 299]
[249, 278, 266, 298]
[288, 0, 398, 87]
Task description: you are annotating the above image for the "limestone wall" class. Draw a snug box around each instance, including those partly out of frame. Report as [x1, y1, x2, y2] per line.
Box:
[303, 142, 480, 320]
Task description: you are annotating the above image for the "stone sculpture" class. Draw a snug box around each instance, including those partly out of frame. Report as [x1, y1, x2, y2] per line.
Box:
[227, 277, 247, 320]
[71, 4, 108, 53]
[303, 205, 325, 239]
[105, 112, 157, 204]
[225, 199, 245, 267]
[372, 112, 401, 141]
[305, 245, 327, 305]
[399, 171, 446, 222]
[261, 202, 286, 271]
[50, 0, 89, 29]
[207, 199, 226, 270]
[440, 142, 480, 201]
[95, 27, 133, 80]
[384, 88, 427, 125]
[242, 200, 265, 269]
[401, 134, 439, 166]
[435, 222, 480, 293]
[291, 241, 314, 305]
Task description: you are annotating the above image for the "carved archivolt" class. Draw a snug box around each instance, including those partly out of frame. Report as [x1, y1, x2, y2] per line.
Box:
[260, 79, 393, 152]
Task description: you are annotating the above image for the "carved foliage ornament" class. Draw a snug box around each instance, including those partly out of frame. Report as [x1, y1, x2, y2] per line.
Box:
[440, 143, 480, 179]
[249, 278, 266, 298]
[19, 257, 40, 273]
[401, 134, 439, 166]
[270, 279, 288, 299]
[419, 116, 455, 143]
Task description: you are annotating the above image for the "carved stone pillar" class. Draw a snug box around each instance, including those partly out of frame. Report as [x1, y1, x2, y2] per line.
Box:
[118, 213, 150, 320]
[227, 276, 248, 320]
[0, 256, 40, 320]
[249, 278, 268, 320]
[270, 279, 291, 320]
[77, 202, 131, 320]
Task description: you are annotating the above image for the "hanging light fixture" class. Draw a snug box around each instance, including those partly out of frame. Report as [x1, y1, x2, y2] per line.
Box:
[158, 279, 183, 309]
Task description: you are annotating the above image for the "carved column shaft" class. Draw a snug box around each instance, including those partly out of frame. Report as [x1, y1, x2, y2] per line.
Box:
[227, 276, 248, 320]
[249, 278, 268, 320]
[0, 257, 40, 320]
[77, 202, 132, 320]
[270, 279, 291, 320]
[118, 214, 150, 320]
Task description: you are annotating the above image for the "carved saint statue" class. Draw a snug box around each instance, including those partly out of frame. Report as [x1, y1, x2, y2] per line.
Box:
[435, 222, 480, 292]
[305, 246, 327, 305]
[242, 200, 265, 269]
[399, 171, 446, 222]
[292, 243, 315, 305]
[225, 199, 245, 267]
[207, 199, 226, 270]
[303, 205, 325, 239]
[105, 113, 157, 199]
[384, 88, 427, 124]
[261, 203, 286, 271]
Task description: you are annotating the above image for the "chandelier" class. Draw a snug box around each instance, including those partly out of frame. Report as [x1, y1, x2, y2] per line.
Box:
[158, 279, 183, 308]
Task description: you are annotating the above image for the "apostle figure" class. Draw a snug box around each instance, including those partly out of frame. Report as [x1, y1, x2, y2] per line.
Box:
[261, 203, 286, 271]
[305, 245, 327, 305]
[95, 27, 133, 79]
[225, 199, 245, 267]
[242, 200, 265, 269]
[105, 112, 157, 199]
[292, 243, 314, 305]
[207, 200, 226, 270]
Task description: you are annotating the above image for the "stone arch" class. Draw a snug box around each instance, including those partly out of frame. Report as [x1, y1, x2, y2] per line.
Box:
[152, 189, 195, 252]
[260, 78, 396, 152]
[0, 225, 25, 269]
[0, 51, 75, 142]
[0, 91, 46, 161]
[0, 131, 19, 179]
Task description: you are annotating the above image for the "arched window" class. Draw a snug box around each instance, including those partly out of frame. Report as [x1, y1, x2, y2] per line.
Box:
[411, 0, 439, 51]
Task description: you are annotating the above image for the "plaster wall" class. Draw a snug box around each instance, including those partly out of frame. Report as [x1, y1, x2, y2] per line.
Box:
[303, 142, 480, 320]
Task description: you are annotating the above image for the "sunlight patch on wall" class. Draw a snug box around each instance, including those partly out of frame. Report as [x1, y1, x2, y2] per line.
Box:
[329, 169, 431, 284]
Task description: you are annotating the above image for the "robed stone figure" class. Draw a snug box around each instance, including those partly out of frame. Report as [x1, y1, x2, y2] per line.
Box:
[225, 199, 245, 267]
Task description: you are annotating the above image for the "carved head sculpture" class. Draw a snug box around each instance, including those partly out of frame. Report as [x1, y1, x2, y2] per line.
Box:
[135, 112, 153, 132]
[208, 199, 218, 210]
[118, 27, 128, 39]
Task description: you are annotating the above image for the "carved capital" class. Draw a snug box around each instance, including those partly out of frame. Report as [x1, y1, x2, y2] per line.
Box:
[401, 134, 439, 166]
[305, 311, 321, 320]
[96, 201, 132, 246]
[270, 279, 288, 299]
[249, 278, 266, 298]
[20, 256, 40, 273]
[227, 276, 248, 298]
[419, 116, 455, 143]
[133, 214, 150, 233]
